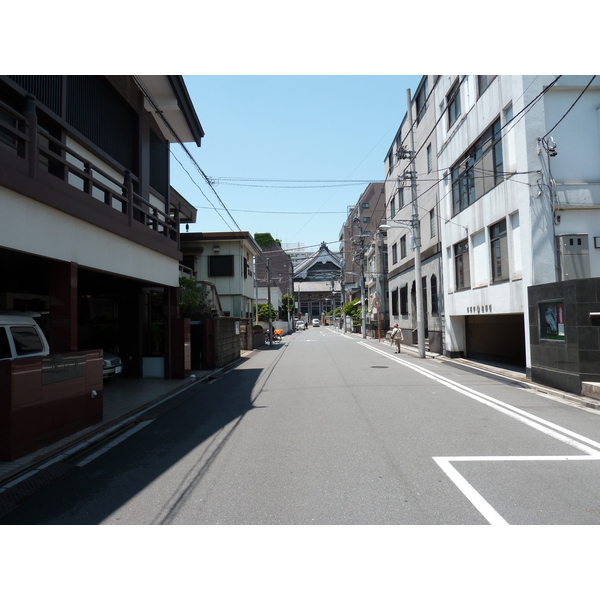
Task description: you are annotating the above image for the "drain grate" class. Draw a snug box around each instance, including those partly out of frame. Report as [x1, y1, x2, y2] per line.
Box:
[371, 366, 389, 369]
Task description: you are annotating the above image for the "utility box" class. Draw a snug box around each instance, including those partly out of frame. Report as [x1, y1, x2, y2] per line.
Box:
[557, 234, 590, 281]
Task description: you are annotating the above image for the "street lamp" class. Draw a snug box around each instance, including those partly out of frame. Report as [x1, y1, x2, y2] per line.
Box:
[379, 218, 425, 359]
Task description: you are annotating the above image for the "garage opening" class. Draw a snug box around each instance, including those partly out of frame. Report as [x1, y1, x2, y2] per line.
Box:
[466, 313, 526, 367]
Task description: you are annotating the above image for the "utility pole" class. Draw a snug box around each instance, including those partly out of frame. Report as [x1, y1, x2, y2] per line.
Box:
[406, 88, 425, 359]
[355, 214, 367, 339]
[267, 258, 273, 346]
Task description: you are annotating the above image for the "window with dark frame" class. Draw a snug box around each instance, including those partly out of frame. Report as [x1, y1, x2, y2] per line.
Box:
[477, 76, 496, 97]
[392, 243, 398, 265]
[451, 118, 503, 216]
[431, 275, 439, 314]
[427, 143, 433, 173]
[400, 285, 408, 315]
[454, 240, 470, 290]
[400, 235, 407, 259]
[415, 78, 429, 124]
[208, 254, 235, 277]
[447, 80, 461, 128]
[391, 288, 399, 316]
[390, 196, 396, 219]
[490, 219, 508, 283]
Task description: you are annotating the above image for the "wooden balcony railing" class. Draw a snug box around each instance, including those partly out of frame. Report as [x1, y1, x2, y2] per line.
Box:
[0, 95, 179, 244]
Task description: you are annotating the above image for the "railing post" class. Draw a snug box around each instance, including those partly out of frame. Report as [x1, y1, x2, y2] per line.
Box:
[173, 207, 180, 245]
[83, 161, 92, 197]
[124, 170, 133, 226]
[23, 93, 37, 179]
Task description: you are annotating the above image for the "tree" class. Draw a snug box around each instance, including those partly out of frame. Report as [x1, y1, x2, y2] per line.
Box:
[178, 277, 209, 318]
[343, 299, 362, 327]
[257, 302, 276, 322]
[254, 232, 282, 247]
[280, 293, 295, 318]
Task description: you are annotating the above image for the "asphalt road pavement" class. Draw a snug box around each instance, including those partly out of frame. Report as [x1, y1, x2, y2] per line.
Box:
[3, 326, 600, 526]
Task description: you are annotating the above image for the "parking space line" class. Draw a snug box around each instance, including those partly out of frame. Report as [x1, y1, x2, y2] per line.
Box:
[434, 454, 600, 525]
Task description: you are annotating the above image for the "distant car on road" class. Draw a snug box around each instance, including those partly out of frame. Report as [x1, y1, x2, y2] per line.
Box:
[296, 320, 305, 330]
[312, 319, 320, 327]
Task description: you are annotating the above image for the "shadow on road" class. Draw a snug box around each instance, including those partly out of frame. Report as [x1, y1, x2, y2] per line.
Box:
[0, 366, 265, 524]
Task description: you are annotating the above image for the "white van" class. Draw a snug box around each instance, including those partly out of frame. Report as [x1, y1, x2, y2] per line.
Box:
[0, 312, 50, 360]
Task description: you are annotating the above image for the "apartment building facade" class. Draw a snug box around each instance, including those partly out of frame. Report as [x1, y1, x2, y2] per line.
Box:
[383, 76, 444, 354]
[435, 75, 600, 374]
[180, 231, 262, 319]
[339, 182, 386, 306]
[0, 75, 204, 378]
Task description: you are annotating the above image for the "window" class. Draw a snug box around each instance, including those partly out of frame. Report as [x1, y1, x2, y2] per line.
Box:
[10, 326, 44, 356]
[451, 118, 503, 216]
[387, 151, 394, 172]
[454, 240, 470, 290]
[431, 275, 439, 314]
[447, 80, 461, 128]
[400, 235, 407, 259]
[400, 285, 409, 315]
[363, 217, 370, 223]
[490, 219, 508, 283]
[478, 76, 496, 97]
[430, 209, 436, 239]
[392, 243, 398, 265]
[399, 188, 405, 208]
[390, 196, 396, 219]
[0, 328, 12, 359]
[208, 255, 235, 277]
[391, 288, 399, 315]
[427, 144, 432, 173]
[362, 203, 370, 210]
[415, 78, 429, 123]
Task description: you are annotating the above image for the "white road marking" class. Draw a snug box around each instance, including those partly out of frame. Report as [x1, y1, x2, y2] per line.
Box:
[76, 422, 152, 467]
[433, 457, 509, 525]
[358, 341, 600, 525]
[434, 455, 600, 525]
[359, 342, 600, 456]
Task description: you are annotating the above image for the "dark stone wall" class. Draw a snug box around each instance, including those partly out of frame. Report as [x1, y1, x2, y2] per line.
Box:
[528, 278, 600, 395]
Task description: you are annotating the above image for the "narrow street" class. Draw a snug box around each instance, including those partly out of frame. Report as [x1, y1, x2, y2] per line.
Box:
[2, 327, 600, 526]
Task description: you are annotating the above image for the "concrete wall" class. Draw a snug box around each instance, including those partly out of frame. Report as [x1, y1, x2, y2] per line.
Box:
[213, 317, 242, 368]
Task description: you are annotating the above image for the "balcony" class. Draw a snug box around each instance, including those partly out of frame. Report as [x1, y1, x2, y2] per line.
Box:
[0, 96, 180, 256]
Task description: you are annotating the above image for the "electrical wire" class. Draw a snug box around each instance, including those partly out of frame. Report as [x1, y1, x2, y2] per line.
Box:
[542, 75, 597, 139]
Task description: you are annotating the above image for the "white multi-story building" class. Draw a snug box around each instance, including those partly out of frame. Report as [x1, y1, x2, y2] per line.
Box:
[383, 76, 444, 353]
[435, 75, 600, 374]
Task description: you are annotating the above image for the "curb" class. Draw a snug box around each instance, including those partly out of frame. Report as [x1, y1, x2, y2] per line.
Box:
[0, 368, 223, 517]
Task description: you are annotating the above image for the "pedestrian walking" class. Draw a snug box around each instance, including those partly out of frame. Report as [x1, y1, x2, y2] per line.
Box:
[390, 323, 403, 353]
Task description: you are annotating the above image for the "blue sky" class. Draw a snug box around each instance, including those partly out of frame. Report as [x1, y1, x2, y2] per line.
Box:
[170, 75, 422, 251]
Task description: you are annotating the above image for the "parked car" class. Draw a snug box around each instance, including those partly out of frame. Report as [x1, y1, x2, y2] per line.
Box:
[312, 319, 320, 327]
[0, 312, 50, 360]
[102, 351, 123, 379]
[296, 320, 305, 330]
